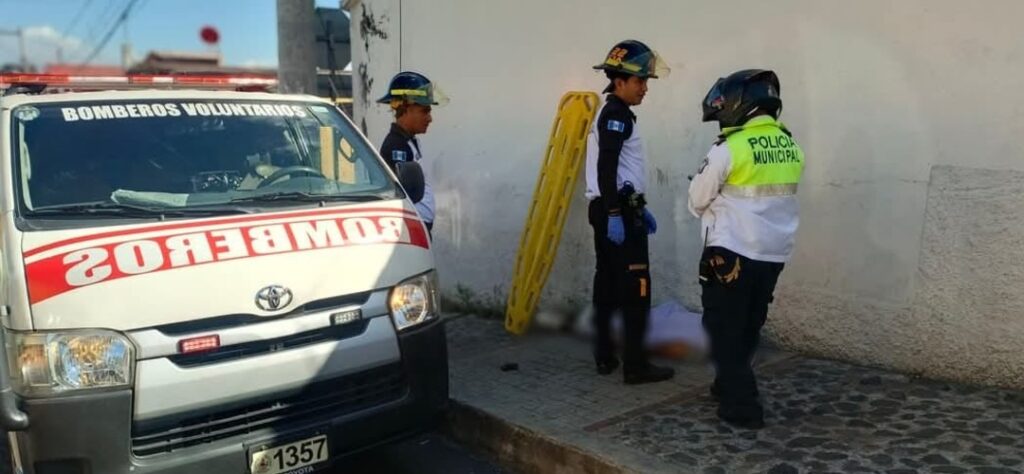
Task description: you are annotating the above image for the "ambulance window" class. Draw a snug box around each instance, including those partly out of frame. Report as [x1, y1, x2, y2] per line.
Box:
[16, 122, 33, 209]
[11, 100, 401, 226]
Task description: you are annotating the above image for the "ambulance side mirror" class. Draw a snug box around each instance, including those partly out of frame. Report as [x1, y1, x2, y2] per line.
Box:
[395, 161, 425, 204]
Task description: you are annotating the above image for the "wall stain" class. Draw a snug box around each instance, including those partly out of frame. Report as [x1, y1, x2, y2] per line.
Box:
[359, 5, 389, 53]
[656, 168, 669, 186]
[357, 62, 374, 111]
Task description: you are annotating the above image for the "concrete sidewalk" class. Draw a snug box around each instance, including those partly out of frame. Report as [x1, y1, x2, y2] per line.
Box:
[441, 314, 1024, 474]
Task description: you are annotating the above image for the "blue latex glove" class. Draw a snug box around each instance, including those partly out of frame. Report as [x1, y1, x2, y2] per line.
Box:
[642, 209, 657, 235]
[607, 215, 625, 245]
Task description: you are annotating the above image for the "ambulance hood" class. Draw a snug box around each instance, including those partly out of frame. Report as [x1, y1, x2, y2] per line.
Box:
[21, 201, 432, 331]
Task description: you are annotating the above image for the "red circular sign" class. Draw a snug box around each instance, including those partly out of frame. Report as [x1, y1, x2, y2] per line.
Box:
[200, 26, 220, 45]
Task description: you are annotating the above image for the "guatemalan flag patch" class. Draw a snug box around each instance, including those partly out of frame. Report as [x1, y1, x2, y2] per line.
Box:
[607, 119, 626, 133]
[392, 150, 408, 161]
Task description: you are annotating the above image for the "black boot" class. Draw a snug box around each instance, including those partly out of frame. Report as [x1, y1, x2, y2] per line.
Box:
[596, 357, 620, 375]
[710, 380, 759, 400]
[621, 305, 671, 384]
[717, 403, 765, 430]
[623, 363, 675, 385]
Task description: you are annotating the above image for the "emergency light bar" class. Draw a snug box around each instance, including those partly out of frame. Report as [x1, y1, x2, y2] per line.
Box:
[0, 73, 278, 94]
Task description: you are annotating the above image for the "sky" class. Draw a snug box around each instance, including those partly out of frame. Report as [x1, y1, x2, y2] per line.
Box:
[0, 0, 341, 70]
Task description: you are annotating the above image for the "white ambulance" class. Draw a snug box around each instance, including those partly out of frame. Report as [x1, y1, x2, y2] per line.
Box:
[0, 74, 448, 474]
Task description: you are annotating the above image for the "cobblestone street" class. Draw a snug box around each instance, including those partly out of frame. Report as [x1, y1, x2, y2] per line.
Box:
[605, 357, 1024, 473]
[446, 314, 1024, 473]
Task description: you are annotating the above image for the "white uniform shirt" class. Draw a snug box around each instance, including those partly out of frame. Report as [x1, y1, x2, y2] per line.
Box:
[585, 98, 647, 202]
[687, 143, 800, 263]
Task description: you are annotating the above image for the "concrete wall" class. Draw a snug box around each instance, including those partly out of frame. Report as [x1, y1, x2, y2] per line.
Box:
[349, 0, 1024, 389]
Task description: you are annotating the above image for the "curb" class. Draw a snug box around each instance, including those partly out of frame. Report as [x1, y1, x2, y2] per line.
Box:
[440, 400, 636, 474]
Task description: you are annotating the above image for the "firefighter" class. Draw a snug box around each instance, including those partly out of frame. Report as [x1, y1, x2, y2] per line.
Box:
[378, 71, 447, 233]
[585, 40, 675, 385]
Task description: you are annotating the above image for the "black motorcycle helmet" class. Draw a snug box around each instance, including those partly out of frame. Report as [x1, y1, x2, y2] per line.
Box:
[702, 69, 782, 128]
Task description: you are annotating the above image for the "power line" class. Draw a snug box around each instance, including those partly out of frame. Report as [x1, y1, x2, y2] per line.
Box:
[81, 0, 121, 48]
[79, 0, 140, 66]
[63, 0, 96, 37]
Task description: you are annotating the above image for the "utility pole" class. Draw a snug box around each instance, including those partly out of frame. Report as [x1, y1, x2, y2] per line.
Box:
[18, 28, 27, 71]
[121, 18, 132, 70]
[276, 0, 317, 95]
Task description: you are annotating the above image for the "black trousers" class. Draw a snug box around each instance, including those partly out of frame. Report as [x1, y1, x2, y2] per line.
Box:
[700, 246, 784, 409]
[588, 200, 651, 369]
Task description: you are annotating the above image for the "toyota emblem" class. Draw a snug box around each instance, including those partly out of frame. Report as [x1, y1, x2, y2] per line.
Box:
[255, 285, 293, 311]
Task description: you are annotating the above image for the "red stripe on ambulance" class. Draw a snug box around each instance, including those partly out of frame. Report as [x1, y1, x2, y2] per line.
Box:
[23, 206, 418, 259]
[26, 216, 429, 305]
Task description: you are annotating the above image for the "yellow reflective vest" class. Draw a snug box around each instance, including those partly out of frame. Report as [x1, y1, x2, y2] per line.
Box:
[721, 115, 804, 198]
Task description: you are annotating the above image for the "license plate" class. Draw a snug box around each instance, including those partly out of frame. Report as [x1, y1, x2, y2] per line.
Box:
[249, 434, 329, 474]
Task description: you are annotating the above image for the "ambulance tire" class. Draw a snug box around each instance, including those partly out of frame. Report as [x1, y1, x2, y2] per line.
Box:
[0, 436, 13, 474]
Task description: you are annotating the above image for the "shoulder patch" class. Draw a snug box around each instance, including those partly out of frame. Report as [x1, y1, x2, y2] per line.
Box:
[392, 150, 408, 162]
[606, 119, 626, 133]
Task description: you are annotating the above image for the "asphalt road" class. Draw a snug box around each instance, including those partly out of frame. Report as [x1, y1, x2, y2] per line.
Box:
[0, 431, 504, 474]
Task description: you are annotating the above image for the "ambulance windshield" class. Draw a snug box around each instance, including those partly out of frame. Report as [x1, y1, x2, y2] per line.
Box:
[11, 100, 399, 224]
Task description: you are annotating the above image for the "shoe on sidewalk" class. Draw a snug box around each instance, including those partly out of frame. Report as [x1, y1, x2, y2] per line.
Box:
[716, 404, 765, 430]
[710, 381, 759, 400]
[596, 358, 620, 375]
[623, 363, 675, 385]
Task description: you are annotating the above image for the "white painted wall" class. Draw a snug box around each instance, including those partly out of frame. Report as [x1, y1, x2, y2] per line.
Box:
[350, 0, 1024, 389]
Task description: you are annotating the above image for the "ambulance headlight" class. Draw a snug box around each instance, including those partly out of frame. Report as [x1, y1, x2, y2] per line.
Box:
[389, 271, 440, 331]
[7, 330, 134, 396]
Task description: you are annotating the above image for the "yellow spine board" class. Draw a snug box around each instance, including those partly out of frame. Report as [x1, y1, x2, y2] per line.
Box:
[505, 91, 599, 335]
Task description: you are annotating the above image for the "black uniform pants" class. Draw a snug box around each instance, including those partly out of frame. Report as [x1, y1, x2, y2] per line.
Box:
[588, 199, 651, 369]
[700, 246, 784, 410]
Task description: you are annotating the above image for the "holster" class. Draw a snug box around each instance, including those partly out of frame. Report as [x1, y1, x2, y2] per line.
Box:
[618, 182, 647, 229]
[699, 247, 742, 288]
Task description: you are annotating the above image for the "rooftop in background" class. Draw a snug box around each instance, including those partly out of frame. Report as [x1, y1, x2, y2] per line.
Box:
[129, 50, 276, 76]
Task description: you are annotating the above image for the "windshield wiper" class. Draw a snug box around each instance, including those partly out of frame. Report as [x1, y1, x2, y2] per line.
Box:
[25, 201, 252, 218]
[225, 192, 385, 204]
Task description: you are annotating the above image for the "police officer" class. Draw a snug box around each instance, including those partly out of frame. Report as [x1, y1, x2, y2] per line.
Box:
[688, 69, 805, 428]
[585, 40, 674, 385]
[378, 71, 447, 234]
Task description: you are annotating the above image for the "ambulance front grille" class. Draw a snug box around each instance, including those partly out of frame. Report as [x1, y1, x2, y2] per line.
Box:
[130, 362, 406, 456]
[167, 320, 370, 367]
